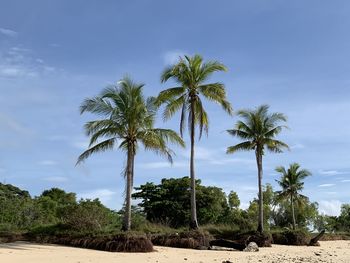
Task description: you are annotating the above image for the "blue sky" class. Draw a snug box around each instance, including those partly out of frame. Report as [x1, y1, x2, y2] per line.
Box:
[0, 1, 349, 216]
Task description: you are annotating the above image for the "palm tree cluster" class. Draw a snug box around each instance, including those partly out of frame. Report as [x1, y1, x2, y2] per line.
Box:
[77, 54, 310, 232]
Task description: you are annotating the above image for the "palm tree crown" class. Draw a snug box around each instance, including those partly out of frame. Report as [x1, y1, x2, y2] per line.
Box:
[275, 163, 312, 229]
[226, 105, 289, 155]
[77, 77, 184, 164]
[77, 76, 184, 230]
[156, 54, 233, 137]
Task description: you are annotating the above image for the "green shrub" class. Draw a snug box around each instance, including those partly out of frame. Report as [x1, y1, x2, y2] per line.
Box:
[61, 199, 118, 232]
[272, 229, 310, 245]
[151, 230, 213, 249]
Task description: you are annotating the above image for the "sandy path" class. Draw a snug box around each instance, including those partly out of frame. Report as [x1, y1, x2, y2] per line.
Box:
[0, 241, 349, 263]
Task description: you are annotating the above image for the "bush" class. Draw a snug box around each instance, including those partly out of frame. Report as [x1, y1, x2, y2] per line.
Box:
[232, 231, 272, 247]
[61, 199, 118, 232]
[151, 230, 213, 249]
[34, 233, 153, 252]
[272, 229, 310, 245]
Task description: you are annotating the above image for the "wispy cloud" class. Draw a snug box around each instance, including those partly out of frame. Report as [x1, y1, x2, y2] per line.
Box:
[0, 27, 18, 37]
[43, 176, 68, 182]
[163, 50, 186, 65]
[341, 179, 350, 183]
[318, 200, 342, 216]
[318, 183, 335, 187]
[0, 46, 56, 78]
[38, 160, 58, 166]
[139, 161, 188, 169]
[319, 170, 344, 176]
[290, 143, 305, 150]
[72, 140, 90, 150]
[78, 189, 116, 204]
[180, 146, 254, 166]
[0, 113, 32, 135]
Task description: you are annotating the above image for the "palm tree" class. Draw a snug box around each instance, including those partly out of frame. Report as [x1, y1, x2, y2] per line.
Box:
[226, 105, 289, 233]
[155, 55, 233, 229]
[275, 163, 311, 230]
[77, 77, 184, 231]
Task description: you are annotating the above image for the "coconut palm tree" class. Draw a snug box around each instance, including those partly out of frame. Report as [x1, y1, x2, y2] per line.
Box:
[77, 77, 184, 231]
[155, 55, 233, 229]
[226, 105, 289, 233]
[275, 163, 312, 230]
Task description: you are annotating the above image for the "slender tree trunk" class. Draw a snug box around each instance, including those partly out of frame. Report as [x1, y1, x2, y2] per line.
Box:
[189, 101, 198, 229]
[291, 194, 296, 230]
[122, 144, 134, 231]
[255, 149, 264, 233]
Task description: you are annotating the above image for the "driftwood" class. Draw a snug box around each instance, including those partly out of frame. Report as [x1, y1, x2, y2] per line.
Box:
[308, 230, 325, 246]
[209, 239, 246, 251]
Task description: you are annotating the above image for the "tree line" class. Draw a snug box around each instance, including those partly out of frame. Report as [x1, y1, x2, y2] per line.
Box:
[1, 181, 349, 234]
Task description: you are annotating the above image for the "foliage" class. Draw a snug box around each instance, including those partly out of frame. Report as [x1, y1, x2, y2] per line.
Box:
[228, 191, 240, 209]
[61, 199, 119, 232]
[133, 177, 229, 227]
[272, 229, 311, 246]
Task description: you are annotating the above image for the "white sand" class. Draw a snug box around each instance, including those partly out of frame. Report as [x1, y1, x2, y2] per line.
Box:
[0, 241, 349, 263]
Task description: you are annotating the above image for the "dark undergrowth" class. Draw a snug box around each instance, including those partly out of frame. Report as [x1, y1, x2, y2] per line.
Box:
[272, 229, 311, 246]
[1, 223, 349, 251]
[31, 233, 153, 252]
[150, 230, 213, 249]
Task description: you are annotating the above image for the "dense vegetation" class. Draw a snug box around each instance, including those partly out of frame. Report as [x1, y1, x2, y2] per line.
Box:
[1, 181, 349, 236]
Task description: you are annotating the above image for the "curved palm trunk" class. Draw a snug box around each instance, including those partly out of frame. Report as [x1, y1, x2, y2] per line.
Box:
[189, 101, 199, 229]
[255, 149, 264, 233]
[122, 144, 134, 231]
[291, 194, 296, 230]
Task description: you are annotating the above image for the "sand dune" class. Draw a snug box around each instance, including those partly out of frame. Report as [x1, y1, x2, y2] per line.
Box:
[0, 241, 349, 263]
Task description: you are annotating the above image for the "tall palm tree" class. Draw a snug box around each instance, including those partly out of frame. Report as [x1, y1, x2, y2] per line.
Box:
[77, 77, 184, 231]
[226, 105, 289, 233]
[155, 55, 233, 229]
[275, 163, 311, 230]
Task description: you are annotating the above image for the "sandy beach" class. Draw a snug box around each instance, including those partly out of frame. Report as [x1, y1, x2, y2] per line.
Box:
[0, 241, 349, 263]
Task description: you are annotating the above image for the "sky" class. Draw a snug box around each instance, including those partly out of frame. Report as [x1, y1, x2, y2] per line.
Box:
[0, 1, 349, 216]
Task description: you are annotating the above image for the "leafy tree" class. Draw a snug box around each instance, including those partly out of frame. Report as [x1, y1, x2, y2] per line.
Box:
[228, 191, 240, 209]
[155, 55, 233, 229]
[133, 177, 229, 227]
[41, 188, 76, 205]
[247, 184, 275, 230]
[61, 199, 116, 232]
[275, 163, 312, 230]
[226, 105, 289, 233]
[77, 77, 184, 231]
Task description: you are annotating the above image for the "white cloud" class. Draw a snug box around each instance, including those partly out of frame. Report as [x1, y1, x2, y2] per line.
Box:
[0, 28, 18, 37]
[318, 184, 335, 187]
[38, 160, 57, 166]
[163, 50, 186, 65]
[72, 140, 90, 150]
[43, 176, 68, 182]
[0, 46, 56, 78]
[319, 170, 344, 176]
[318, 200, 342, 216]
[139, 161, 188, 169]
[0, 113, 32, 135]
[290, 143, 305, 149]
[341, 179, 350, 183]
[78, 189, 116, 204]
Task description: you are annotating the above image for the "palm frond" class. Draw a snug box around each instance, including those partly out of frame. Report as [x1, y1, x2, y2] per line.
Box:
[226, 141, 255, 154]
[76, 138, 116, 165]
